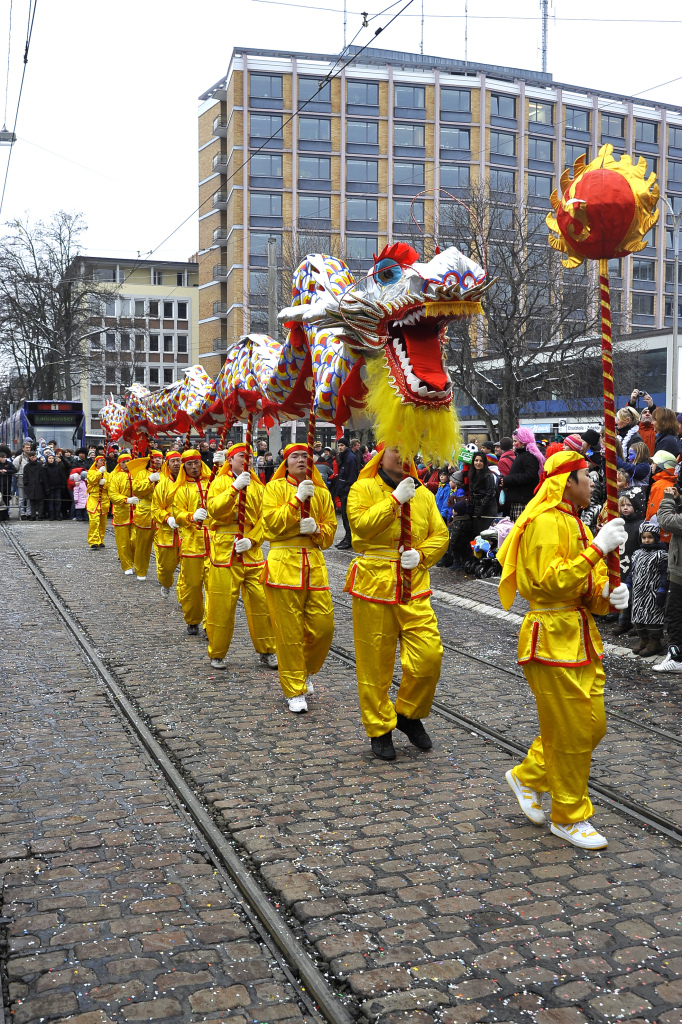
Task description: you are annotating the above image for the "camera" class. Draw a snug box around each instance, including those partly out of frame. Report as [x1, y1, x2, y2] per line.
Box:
[637, 390, 647, 397]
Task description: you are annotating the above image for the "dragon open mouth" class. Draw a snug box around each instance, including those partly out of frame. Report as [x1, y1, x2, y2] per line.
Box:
[383, 306, 453, 405]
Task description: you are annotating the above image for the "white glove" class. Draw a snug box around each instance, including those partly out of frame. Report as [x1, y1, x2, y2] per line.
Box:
[602, 581, 630, 610]
[213, 450, 226, 465]
[193, 507, 208, 522]
[126, 496, 140, 505]
[296, 479, 315, 502]
[232, 471, 251, 491]
[167, 516, 177, 530]
[99, 467, 106, 475]
[392, 477, 416, 504]
[299, 516, 319, 535]
[235, 537, 252, 554]
[98, 478, 105, 487]
[400, 547, 420, 569]
[149, 472, 160, 482]
[592, 518, 627, 555]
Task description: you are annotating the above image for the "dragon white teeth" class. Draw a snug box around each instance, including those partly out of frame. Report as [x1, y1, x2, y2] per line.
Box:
[406, 373, 420, 392]
[417, 385, 429, 398]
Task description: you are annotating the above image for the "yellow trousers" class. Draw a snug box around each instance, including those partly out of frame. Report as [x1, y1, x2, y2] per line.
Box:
[265, 585, 334, 698]
[177, 556, 209, 626]
[114, 524, 135, 573]
[87, 509, 108, 547]
[352, 596, 443, 737]
[206, 562, 275, 661]
[155, 545, 180, 588]
[513, 657, 606, 824]
[133, 526, 155, 578]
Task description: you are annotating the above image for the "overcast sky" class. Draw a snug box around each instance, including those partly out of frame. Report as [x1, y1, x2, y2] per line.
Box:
[0, 0, 679, 262]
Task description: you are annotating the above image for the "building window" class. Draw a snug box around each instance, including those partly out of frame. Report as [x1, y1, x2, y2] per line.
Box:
[608, 259, 622, 277]
[632, 293, 655, 316]
[149, 367, 159, 385]
[134, 299, 145, 316]
[120, 333, 130, 350]
[347, 158, 378, 182]
[528, 137, 553, 162]
[440, 127, 470, 152]
[632, 259, 656, 281]
[250, 192, 282, 217]
[177, 336, 188, 353]
[120, 298, 131, 316]
[164, 368, 173, 384]
[106, 333, 116, 349]
[637, 153, 657, 173]
[346, 236, 377, 261]
[250, 270, 268, 296]
[105, 367, 116, 384]
[251, 153, 283, 177]
[177, 301, 187, 320]
[153, 269, 163, 285]
[149, 300, 159, 317]
[347, 198, 378, 222]
[163, 301, 174, 319]
[149, 335, 159, 352]
[527, 174, 552, 199]
[299, 77, 330, 103]
[250, 73, 282, 100]
[299, 118, 331, 143]
[665, 298, 682, 319]
[395, 85, 425, 110]
[528, 101, 553, 125]
[250, 114, 283, 140]
[394, 123, 425, 148]
[347, 81, 379, 106]
[90, 335, 101, 350]
[299, 194, 331, 221]
[394, 199, 424, 224]
[490, 168, 515, 191]
[565, 143, 589, 166]
[670, 127, 682, 149]
[441, 89, 470, 114]
[490, 131, 516, 156]
[394, 161, 425, 186]
[565, 107, 590, 132]
[666, 264, 682, 285]
[104, 297, 116, 317]
[163, 336, 174, 352]
[250, 232, 282, 256]
[635, 120, 658, 145]
[135, 335, 144, 351]
[669, 161, 682, 184]
[134, 367, 145, 384]
[298, 156, 331, 179]
[120, 365, 132, 388]
[440, 164, 470, 189]
[491, 94, 515, 119]
[347, 120, 378, 146]
[94, 266, 116, 282]
[602, 114, 624, 138]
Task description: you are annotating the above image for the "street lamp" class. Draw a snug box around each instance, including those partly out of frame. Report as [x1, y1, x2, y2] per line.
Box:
[664, 196, 682, 411]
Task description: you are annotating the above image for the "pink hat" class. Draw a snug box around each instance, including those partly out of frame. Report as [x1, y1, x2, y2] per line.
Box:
[563, 433, 583, 453]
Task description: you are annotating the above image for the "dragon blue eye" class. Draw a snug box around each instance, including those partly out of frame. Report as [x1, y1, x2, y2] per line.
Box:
[373, 258, 403, 284]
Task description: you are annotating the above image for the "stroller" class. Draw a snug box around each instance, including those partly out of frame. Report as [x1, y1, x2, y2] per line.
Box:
[463, 517, 514, 578]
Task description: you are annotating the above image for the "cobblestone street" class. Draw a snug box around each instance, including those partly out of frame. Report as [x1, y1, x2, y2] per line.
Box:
[3, 521, 682, 1024]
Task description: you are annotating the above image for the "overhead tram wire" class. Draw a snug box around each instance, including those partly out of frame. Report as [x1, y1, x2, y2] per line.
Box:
[249, 0, 682, 22]
[0, 0, 37, 218]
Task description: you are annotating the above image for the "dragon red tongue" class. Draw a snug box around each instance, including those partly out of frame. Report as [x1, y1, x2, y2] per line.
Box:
[402, 321, 449, 390]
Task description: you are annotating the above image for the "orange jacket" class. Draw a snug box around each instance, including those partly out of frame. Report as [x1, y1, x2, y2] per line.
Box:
[638, 422, 656, 457]
[647, 467, 678, 542]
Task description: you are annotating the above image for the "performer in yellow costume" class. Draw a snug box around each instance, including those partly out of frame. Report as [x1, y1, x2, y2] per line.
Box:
[205, 442, 277, 670]
[497, 449, 628, 850]
[151, 450, 182, 595]
[85, 455, 110, 549]
[345, 445, 449, 760]
[107, 453, 137, 575]
[130, 449, 164, 581]
[172, 449, 212, 635]
[262, 442, 336, 713]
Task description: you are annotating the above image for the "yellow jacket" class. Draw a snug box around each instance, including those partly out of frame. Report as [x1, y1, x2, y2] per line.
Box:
[345, 476, 448, 604]
[172, 477, 212, 557]
[207, 472, 265, 568]
[108, 469, 135, 527]
[515, 501, 610, 666]
[262, 475, 336, 589]
[132, 469, 157, 530]
[85, 465, 110, 515]
[151, 475, 180, 548]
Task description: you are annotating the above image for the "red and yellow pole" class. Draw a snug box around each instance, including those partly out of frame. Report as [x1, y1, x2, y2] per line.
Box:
[599, 258, 620, 590]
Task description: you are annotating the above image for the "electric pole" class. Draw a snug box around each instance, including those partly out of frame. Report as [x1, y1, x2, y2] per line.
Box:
[267, 237, 282, 457]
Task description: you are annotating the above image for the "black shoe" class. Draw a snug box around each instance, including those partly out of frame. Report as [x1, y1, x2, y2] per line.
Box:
[396, 713, 433, 750]
[336, 540, 352, 549]
[187, 624, 200, 636]
[436, 556, 453, 568]
[371, 731, 396, 761]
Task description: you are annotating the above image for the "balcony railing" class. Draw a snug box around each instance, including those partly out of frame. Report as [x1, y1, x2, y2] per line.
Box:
[213, 337, 228, 352]
[212, 153, 228, 170]
[213, 302, 229, 316]
[213, 265, 229, 280]
[212, 192, 228, 209]
[212, 228, 228, 242]
[213, 117, 228, 136]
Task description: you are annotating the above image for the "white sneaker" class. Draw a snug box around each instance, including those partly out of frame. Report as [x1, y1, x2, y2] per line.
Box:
[161, 587, 171, 597]
[652, 653, 682, 672]
[287, 695, 308, 714]
[306, 678, 314, 696]
[124, 568, 134, 575]
[505, 769, 546, 826]
[210, 658, 226, 670]
[260, 652, 278, 669]
[551, 819, 608, 850]
[136, 575, 147, 581]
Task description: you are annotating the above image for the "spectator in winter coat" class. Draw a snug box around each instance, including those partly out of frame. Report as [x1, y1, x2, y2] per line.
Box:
[653, 407, 681, 458]
[613, 489, 646, 639]
[435, 470, 452, 522]
[335, 438, 360, 549]
[653, 485, 682, 672]
[581, 448, 606, 532]
[72, 475, 88, 521]
[13, 441, 33, 519]
[616, 406, 644, 458]
[0, 451, 17, 519]
[646, 450, 679, 541]
[23, 452, 45, 518]
[626, 523, 668, 657]
[468, 452, 498, 536]
[500, 428, 543, 519]
[627, 390, 656, 454]
[497, 437, 515, 477]
[42, 454, 63, 520]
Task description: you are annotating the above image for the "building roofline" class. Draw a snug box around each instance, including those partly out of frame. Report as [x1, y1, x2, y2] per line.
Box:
[200, 45, 682, 116]
[73, 254, 197, 269]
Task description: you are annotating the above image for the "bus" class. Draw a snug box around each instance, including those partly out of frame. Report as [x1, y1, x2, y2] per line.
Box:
[0, 400, 86, 451]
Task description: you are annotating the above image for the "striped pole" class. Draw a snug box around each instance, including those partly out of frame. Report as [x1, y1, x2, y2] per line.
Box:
[400, 461, 412, 604]
[235, 410, 254, 557]
[302, 381, 316, 520]
[599, 259, 620, 590]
